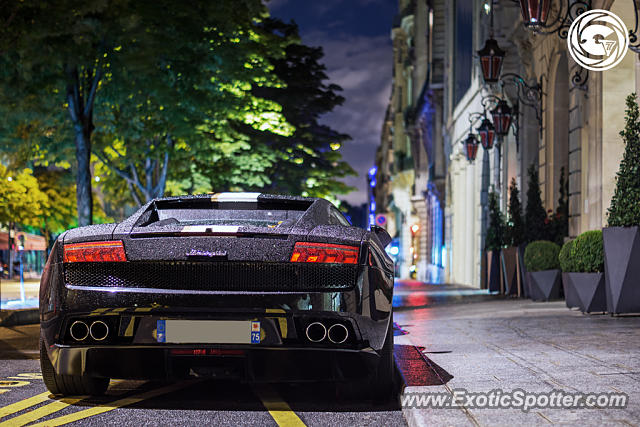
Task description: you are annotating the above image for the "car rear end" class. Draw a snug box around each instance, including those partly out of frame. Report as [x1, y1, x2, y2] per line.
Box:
[40, 194, 393, 386]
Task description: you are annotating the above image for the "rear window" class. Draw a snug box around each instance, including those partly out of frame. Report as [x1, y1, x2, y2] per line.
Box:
[135, 198, 311, 229]
[156, 208, 304, 228]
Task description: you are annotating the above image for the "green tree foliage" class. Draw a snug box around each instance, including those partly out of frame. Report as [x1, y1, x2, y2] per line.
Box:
[0, 0, 290, 221]
[243, 19, 355, 199]
[505, 177, 524, 247]
[525, 163, 548, 243]
[608, 93, 640, 227]
[93, 7, 295, 205]
[485, 190, 505, 251]
[0, 164, 49, 228]
[32, 167, 78, 244]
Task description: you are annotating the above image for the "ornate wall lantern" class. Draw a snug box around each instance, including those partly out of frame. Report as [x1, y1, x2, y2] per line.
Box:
[514, 0, 591, 38]
[476, 118, 496, 150]
[517, 0, 551, 29]
[490, 99, 513, 136]
[478, 38, 505, 84]
[462, 133, 479, 162]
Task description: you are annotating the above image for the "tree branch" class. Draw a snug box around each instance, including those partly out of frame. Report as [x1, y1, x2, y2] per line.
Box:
[127, 181, 143, 207]
[94, 151, 134, 183]
[153, 135, 174, 197]
[83, 67, 102, 117]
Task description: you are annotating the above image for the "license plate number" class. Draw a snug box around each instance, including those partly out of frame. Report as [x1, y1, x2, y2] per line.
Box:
[157, 320, 260, 344]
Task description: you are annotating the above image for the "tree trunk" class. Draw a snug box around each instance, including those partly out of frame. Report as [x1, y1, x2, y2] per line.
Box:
[74, 124, 93, 226]
[66, 64, 101, 227]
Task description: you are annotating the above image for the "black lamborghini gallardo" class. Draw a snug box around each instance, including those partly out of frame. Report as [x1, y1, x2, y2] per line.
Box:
[39, 193, 395, 399]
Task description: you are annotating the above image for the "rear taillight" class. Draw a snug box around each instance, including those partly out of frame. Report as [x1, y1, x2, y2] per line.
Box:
[290, 242, 359, 264]
[63, 241, 127, 263]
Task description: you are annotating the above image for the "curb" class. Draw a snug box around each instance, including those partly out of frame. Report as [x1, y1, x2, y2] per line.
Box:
[0, 309, 39, 327]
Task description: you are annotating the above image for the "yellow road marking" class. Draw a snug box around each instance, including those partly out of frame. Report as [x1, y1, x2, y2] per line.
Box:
[28, 381, 195, 427]
[0, 397, 84, 427]
[0, 392, 50, 419]
[255, 385, 306, 427]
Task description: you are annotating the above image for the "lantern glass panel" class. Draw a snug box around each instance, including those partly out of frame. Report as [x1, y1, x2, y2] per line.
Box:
[477, 39, 505, 84]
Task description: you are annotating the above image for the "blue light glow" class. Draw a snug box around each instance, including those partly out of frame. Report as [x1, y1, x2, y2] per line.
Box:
[369, 179, 376, 188]
[368, 166, 377, 177]
[370, 201, 376, 212]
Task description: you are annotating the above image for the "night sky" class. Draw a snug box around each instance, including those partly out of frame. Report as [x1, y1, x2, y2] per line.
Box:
[267, 0, 397, 206]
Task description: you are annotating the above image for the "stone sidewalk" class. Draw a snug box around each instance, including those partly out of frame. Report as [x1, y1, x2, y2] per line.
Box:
[395, 297, 640, 426]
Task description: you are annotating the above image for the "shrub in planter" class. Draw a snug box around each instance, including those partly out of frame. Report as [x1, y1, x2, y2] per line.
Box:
[524, 241, 560, 272]
[604, 93, 640, 314]
[485, 191, 504, 293]
[559, 240, 580, 309]
[524, 240, 561, 301]
[561, 231, 606, 313]
[503, 178, 525, 296]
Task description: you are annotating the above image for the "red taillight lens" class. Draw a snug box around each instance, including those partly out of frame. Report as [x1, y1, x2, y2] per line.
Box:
[63, 241, 127, 263]
[290, 242, 359, 264]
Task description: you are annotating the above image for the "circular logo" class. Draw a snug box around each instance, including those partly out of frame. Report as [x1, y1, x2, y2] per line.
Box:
[567, 9, 629, 71]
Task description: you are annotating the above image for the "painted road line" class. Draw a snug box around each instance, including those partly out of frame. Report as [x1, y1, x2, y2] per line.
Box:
[0, 397, 84, 427]
[28, 380, 196, 427]
[0, 392, 50, 419]
[254, 385, 306, 427]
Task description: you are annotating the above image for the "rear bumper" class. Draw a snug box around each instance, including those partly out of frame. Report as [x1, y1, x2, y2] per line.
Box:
[47, 344, 380, 382]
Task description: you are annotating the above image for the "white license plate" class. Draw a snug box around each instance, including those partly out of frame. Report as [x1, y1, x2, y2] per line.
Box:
[156, 320, 260, 344]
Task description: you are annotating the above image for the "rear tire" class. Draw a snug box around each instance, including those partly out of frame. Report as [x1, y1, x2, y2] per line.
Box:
[369, 311, 395, 402]
[336, 312, 395, 402]
[40, 338, 109, 396]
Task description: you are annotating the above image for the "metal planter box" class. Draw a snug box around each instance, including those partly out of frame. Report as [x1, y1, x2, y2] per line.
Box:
[603, 226, 640, 314]
[527, 270, 562, 301]
[563, 272, 606, 313]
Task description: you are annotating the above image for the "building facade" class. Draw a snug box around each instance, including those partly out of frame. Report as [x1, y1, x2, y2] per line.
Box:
[374, 0, 639, 286]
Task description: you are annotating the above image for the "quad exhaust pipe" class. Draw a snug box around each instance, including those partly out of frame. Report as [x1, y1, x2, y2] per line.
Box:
[327, 323, 349, 344]
[305, 322, 327, 342]
[89, 320, 109, 341]
[305, 321, 349, 344]
[69, 320, 110, 342]
[69, 320, 89, 341]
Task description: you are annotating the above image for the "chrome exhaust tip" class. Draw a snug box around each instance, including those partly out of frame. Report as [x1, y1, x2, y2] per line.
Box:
[69, 320, 89, 341]
[328, 323, 349, 344]
[89, 320, 109, 341]
[305, 322, 327, 342]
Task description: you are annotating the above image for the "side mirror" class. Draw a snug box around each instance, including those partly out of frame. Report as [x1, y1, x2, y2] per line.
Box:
[371, 225, 392, 248]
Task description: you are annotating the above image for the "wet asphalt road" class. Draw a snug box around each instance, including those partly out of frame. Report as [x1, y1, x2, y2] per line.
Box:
[0, 281, 487, 426]
[0, 324, 406, 426]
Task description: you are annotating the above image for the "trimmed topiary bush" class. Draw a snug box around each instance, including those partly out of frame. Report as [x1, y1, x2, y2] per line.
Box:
[485, 190, 505, 251]
[525, 164, 549, 243]
[558, 231, 604, 273]
[559, 239, 576, 272]
[524, 240, 561, 272]
[505, 177, 524, 247]
[607, 94, 640, 227]
[573, 230, 604, 273]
